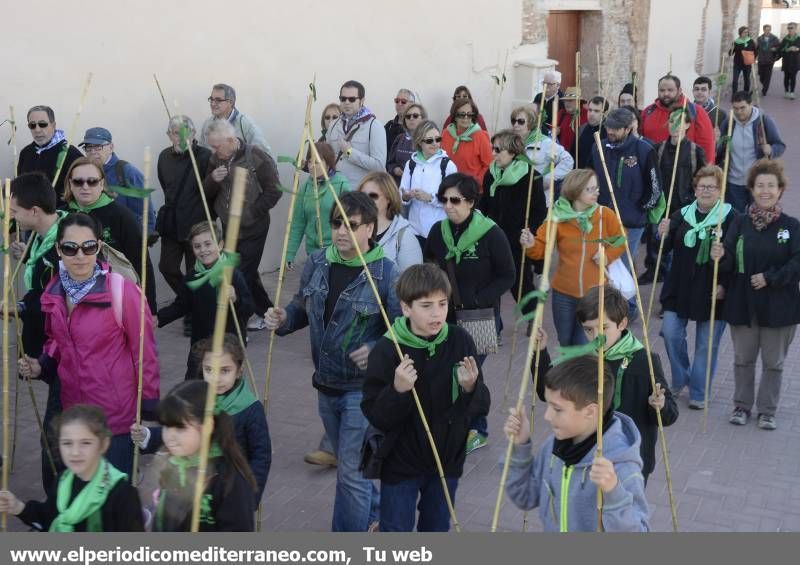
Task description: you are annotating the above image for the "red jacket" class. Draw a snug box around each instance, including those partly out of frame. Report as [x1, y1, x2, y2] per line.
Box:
[40, 268, 160, 435]
[556, 106, 588, 156]
[640, 94, 715, 165]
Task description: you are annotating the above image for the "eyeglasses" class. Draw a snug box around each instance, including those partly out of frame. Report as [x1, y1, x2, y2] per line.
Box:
[324, 114, 340, 121]
[511, 118, 527, 126]
[404, 113, 422, 120]
[455, 112, 475, 119]
[339, 96, 360, 103]
[583, 185, 601, 194]
[394, 98, 409, 104]
[70, 177, 102, 187]
[83, 145, 108, 153]
[422, 137, 442, 145]
[365, 192, 381, 200]
[208, 97, 231, 104]
[59, 240, 100, 257]
[437, 195, 468, 205]
[28, 121, 50, 130]
[696, 184, 719, 192]
[491, 146, 502, 154]
[331, 218, 365, 230]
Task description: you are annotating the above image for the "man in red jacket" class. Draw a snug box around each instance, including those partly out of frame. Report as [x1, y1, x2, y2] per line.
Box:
[640, 74, 715, 164]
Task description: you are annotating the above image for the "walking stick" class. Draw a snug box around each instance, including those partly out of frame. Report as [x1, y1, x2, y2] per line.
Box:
[2, 178, 12, 531]
[191, 167, 248, 532]
[575, 51, 582, 169]
[596, 244, 606, 532]
[715, 54, 728, 136]
[9, 106, 19, 175]
[307, 139, 463, 531]
[592, 132, 679, 531]
[492, 96, 560, 532]
[703, 114, 735, 433]
[749, 65, 770, 156]
[645, 98, 689, 327]
[52, 73, 93, 190]
[153, 74, 172, 120]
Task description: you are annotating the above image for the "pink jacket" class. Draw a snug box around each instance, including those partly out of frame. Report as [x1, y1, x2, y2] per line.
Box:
[40, 269, 160, 435]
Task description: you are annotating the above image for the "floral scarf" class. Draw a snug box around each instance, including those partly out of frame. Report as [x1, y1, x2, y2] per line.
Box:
[747, 203, 782, 231]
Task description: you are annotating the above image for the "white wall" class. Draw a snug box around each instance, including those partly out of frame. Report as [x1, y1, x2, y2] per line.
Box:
[0, 0, 522, 269]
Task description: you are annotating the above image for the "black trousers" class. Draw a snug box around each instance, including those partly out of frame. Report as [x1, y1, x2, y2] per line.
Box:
[785, 67, 798, 93]
[159, 236, 194, 297]
[732, 63, 752, 94]
[237, 229, 273, 315]
[509, 240, 536, 316]
[758, 63, 774, 94]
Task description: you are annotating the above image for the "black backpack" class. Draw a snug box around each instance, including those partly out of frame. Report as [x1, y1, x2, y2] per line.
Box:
[407, 156, 450, 180]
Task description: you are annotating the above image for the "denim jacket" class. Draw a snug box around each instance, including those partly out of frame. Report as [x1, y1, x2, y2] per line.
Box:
[277, 248, 401, 392]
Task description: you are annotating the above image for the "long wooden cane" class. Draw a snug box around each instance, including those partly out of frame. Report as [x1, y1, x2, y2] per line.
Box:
[191, 167, 248, 532]
[575, 51, 582, 169]
[645, 98, 689, 326]
[596, 46, 606, 131]
[9, 106, 19, 175]
[749, 65, 770, 156]
[593, 132, 679, 531]
[153, 74, 172, 120]
[703, 114, 735, 433]
[307, 140, 462, 532]
[2, 179, 12, 530]
[491, 96, 560, 532]
[596, 245, 606, 532]
[715, 54, 728, 136]
[52, 73, 93, 190]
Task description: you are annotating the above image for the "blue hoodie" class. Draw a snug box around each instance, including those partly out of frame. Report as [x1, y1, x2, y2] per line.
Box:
[506, 411, 650, 532]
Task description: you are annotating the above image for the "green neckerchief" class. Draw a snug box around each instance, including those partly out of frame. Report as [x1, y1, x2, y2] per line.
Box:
[24, 210, 67, 291]
[524, 129, 544, 146]
[605, 330, 644, 411]
[388, 316, 449, 358]
[783, 35, 799, 51]
[681, 200, 732, 265]
[215, 378, 257, 416]
[187, 252, 240, 290]
[49, 458, 127, 532]
[67, 192, 114, 213]
[446, 123, 481, 154]
[734, 36, 751, 47]
[736, 235, 745, 274]
[325, 242, 385, 267]
[414, 149, 443, 163]
[166, 443, 223, 489]
[441, 211, 496, 264]
[552, 197, 597, 234]
[487, 158, 529, 197]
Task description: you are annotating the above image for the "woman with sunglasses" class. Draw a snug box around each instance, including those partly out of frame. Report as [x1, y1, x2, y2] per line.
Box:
[480, 130, 546, 325]
[442, 86, 488, 131]
[358, 171, 421, 272]
[510, 106, 574, 197]
[63, 157, 157, 312]
[318, 103, 341, 142]
[441, 98, 493, 185]
[400, 120, 458, 247]
[17, 212, 160, 476]
[424, 172, 514, 451]
[286, 142, 350, 270]
[386, 103, 427, 186]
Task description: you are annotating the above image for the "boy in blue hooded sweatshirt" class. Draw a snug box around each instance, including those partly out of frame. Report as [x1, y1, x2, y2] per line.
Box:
[504, 354, 650, 532]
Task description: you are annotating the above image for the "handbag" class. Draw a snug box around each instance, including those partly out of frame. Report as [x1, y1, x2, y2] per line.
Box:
[445, 260, 498, 355]
[359, 425, 397, 480]
[606, 258, 636, 300]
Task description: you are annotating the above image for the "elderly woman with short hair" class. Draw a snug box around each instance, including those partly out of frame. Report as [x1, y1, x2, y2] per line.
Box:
[387, 103, 427, 185]
[511, 105, 574, 193]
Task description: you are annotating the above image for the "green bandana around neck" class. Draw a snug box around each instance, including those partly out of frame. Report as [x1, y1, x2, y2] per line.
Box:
[215, 378, 257, 416]
[49, 458, 127, 532]
[24, 210, 67, 291]
[605, 330, 644, 410]
[440, 211, 496, 264]
[681, 200, 732, 265]
[325, 242, 385, 267]
[487, 158, 529, 197]
[734, 36, 751, 46]
[388, 316, 449, 358]
[167, 443, 223, 488]
[187, 252, 240, 290]
[446, 123, 481, 154]
[524, 129, 544, 146]
[552, 197, 597, 233]
[67, 192, 114, 213]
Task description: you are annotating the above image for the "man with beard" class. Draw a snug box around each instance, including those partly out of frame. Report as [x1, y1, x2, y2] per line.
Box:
[640, 74, 715, 164]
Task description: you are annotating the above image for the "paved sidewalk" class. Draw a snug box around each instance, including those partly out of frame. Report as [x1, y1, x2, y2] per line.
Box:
[3, 74, 799, 532]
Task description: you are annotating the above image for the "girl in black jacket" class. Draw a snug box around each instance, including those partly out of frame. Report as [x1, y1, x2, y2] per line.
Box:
[712, 159, 800, 430]
[729, 25, 757, 95]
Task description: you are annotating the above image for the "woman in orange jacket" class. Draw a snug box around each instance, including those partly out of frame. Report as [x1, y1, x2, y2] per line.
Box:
[520, 169, 625, 346]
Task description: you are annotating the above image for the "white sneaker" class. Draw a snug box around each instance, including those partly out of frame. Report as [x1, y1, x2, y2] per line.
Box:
[247, 315, 268, 331]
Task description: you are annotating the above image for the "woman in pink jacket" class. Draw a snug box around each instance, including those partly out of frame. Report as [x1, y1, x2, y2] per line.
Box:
[18, 212, 160, 476]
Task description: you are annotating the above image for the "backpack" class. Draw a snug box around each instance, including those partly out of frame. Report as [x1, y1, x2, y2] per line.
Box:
[407, 156, 450, 180]
[102, 244, 140, 286]
[108, 271, 125, 328]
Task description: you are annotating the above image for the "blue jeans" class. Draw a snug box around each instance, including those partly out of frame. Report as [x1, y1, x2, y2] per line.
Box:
[317, 390, 379, 531]
[725, 182, 751, 213]
[660, 311, 726, 402]
[621, 226, 645, 321]
[380, 475, 458, 532]
[552, 290, 588, 347]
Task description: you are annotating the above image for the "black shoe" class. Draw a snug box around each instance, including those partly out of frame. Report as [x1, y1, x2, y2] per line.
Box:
[637, 269, 655, 285]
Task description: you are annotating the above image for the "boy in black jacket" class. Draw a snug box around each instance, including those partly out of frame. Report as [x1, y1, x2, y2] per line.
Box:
[575, 285, 678, 484]
[361, 264, 490, 531]
[157, 221, 253, 379]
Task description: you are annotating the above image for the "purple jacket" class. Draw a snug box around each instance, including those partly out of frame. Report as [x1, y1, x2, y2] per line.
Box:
[40, 268, 160, 435]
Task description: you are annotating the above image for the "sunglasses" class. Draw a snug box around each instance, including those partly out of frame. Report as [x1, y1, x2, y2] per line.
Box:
[339, 96, 360, 103]
[208, 97, 230, 104]
[28, 121, 50, 130]
[324, 114, 340, 121]
[59, 240, 100, 257]
[452, 94, 470, 100]
[455, 112, 475, 119]
[491, 146, 502, 154]
[511, 118, 527, 126]
[365, 192, 381, 200]
[404, 113, 422, 120]
[422, 137, 442, 145]
[330, 217, 365, 230]
[71, 177, 102, 187]
[437, 195, 467, 205]
[394, 98, 409, 104]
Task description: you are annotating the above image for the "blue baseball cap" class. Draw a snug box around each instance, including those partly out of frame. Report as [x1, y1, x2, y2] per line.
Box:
[79, 127, 113, 146]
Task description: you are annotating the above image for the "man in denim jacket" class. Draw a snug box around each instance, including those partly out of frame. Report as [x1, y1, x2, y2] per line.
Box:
[265, 191, 401, 531]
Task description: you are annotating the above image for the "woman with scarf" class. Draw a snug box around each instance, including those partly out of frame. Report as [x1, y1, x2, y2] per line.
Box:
[424, 172, 514, 450]
[17, 213, 160, 476]
[318, 103, 341, 142]
[520, 169, 625, 346]
[400, 120, 458, 247]
[285, 142, 351, 269]
[441, 99, 492, 185]
[0, 405, 144, 531]
[658, 165, 735, 410]
[480, 129, 547, 326]
[442, 86, 488, 131]
[711, 159, 800, 431]
[387, 103, 427, 186]
[63, 157, 157, 312]
[729, 25, 756, 95]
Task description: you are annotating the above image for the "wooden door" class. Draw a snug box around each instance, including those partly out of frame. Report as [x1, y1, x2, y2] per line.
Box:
[547, 11, 580, 88]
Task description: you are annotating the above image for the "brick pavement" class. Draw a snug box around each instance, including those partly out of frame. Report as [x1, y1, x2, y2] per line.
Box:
[3, 73, 799, 532]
